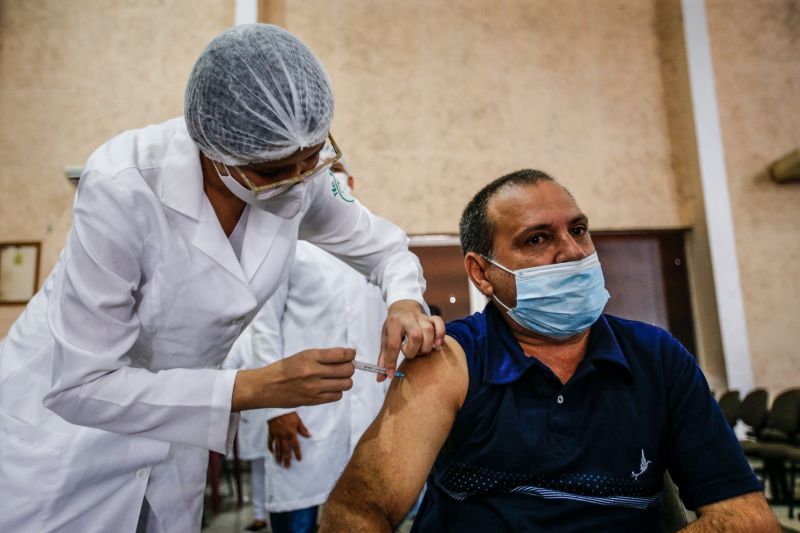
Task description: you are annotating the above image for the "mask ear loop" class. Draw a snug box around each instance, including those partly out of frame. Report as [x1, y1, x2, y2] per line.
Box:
[480, 254, 516, 275]
[480, 254, 516, 311]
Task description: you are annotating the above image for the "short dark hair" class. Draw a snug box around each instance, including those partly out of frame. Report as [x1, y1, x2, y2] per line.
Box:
[458, 168, 555, 258]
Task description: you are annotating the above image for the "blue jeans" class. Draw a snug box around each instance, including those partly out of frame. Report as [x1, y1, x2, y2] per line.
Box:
[269, 506, 318, 533]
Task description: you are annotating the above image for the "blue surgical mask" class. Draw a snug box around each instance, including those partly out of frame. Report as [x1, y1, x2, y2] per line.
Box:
[485, 252, 610, 339]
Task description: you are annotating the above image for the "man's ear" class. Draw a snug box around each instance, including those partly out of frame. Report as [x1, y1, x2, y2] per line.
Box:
[464, 252, 495, 298]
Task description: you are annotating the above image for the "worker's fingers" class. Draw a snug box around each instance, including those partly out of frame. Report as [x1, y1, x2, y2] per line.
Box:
[315, 347, 356, 364]
[418, 318, 435, 354]
[272, 438, 283, 463]
[297, 417, 311, 439]
[318, 361, 355, 379]
[290, 433, 303, 462]
[378, 316, 404, 381]
[309, 391, 344, 405]
[280, 439, 292, 468]
[431, 315, 446, 348]
[401, 317, 423, 359]
[319, 378, 353, 394]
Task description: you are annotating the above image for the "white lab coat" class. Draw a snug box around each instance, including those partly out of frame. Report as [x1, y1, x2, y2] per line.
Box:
[252, 241, 391, 513]
[221, 328, 268, 461]
[0, 118, 425, 533]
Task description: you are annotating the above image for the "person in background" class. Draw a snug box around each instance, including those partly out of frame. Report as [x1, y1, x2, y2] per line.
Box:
[248, 160, 395, 533]
[222, 327, 271, 532]
[320, 169, 779, 532]
[0, 24, 442, 533]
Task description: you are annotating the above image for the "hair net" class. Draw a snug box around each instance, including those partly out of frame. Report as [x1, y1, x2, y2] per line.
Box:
[185, 24, 334, 166]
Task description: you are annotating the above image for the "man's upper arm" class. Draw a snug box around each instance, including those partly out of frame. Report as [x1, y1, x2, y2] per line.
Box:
[323, 335, 468, 528]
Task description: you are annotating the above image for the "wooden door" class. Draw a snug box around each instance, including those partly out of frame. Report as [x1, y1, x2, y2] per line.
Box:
[409, 231, 697, 355]
[593, 230, 696, 355]
[409, 239, 471, 323]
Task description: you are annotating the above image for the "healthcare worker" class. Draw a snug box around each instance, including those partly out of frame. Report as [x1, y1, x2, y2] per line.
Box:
[222, 328, 271, 532]
[251, 163, 393, 533]
[0, 24, 444, 533]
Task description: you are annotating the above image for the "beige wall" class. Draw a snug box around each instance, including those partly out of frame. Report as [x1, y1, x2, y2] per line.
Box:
[277, 0, 693, 236]
[272, 0, 798, 394]
[1, 0, 796, 395]
[0, 0, 233, 332]
[706, 0, 800, 394]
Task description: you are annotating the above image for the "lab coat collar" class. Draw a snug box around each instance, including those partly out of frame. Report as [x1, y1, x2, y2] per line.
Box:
[192, 205, 288, 286]
[193, 196, 248, 286]
[157, 118, 247, 285]
[160, 117, 204, 221]
[239, 208, 284, 283]
[160, 117, 287, 286]
[188, 206, 288, 288]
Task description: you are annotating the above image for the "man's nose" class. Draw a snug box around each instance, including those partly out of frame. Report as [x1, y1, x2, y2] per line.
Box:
[554, 234, 587, 264]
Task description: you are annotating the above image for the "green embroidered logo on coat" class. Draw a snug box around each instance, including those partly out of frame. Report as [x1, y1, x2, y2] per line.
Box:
[331, 174, 355, 203]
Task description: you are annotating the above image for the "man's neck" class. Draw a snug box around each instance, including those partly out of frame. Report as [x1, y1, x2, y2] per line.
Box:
[501, 307, 591, 385]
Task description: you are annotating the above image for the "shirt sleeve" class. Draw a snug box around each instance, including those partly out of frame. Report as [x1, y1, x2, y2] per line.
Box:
[662, 333, 762, 510]
[42, 170, 237, 454]
[298, 171, 427, 310]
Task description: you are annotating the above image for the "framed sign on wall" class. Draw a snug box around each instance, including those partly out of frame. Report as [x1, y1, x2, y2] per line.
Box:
[0, 242, 41, 305]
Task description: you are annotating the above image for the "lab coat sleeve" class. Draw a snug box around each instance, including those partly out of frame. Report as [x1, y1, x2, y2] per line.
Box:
[43, 170, 237, 454]
[250, 276, 295, 421]
[298, 173, 427, 310]
[250, 277, 288, 368]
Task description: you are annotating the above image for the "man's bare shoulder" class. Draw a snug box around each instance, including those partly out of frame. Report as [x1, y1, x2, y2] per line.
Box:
[391, 335, 470, 411]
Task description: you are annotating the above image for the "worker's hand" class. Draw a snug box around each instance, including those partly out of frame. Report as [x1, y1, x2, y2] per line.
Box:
[376, 300, 445, 382]
[268, 412, 311, 468]
[231, 348, 355, 411]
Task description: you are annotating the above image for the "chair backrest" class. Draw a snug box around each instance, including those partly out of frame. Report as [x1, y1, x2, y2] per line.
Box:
[661, 471, 694, 532]
[739, 388, 769, 435]
[716, 390, 741, 427]
[765, 388, 800, 435]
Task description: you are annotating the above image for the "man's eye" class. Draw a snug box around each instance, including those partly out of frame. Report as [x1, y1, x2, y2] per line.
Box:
[571, 226, 587, 236]
[528, 235, 544, 245]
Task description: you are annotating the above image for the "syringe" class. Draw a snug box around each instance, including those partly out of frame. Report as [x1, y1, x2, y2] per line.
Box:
[353, 360, 405, 379]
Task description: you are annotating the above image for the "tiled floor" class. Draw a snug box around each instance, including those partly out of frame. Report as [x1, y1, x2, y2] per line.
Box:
[201, 495, 414, 533]
[202, 499, 415, 532]
[773, 504, 800, 533]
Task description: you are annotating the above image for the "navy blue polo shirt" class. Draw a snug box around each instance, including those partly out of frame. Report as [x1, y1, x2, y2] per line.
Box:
[411, 305, 760, 532]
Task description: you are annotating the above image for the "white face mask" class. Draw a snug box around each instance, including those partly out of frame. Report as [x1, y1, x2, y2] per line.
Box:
[213, 164, 321, 219]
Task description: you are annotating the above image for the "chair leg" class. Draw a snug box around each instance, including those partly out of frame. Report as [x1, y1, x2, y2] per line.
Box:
[789, 461, 797, 520]
[233, 435, 243, 507]
[221, 455, 234, 497]
[207, 452, 222, 516]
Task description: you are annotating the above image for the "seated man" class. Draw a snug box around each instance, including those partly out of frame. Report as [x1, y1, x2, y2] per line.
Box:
[320, 169, 779, 532]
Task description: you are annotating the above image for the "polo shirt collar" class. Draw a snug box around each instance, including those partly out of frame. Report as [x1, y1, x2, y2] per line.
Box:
[483, 305, 631, 385]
